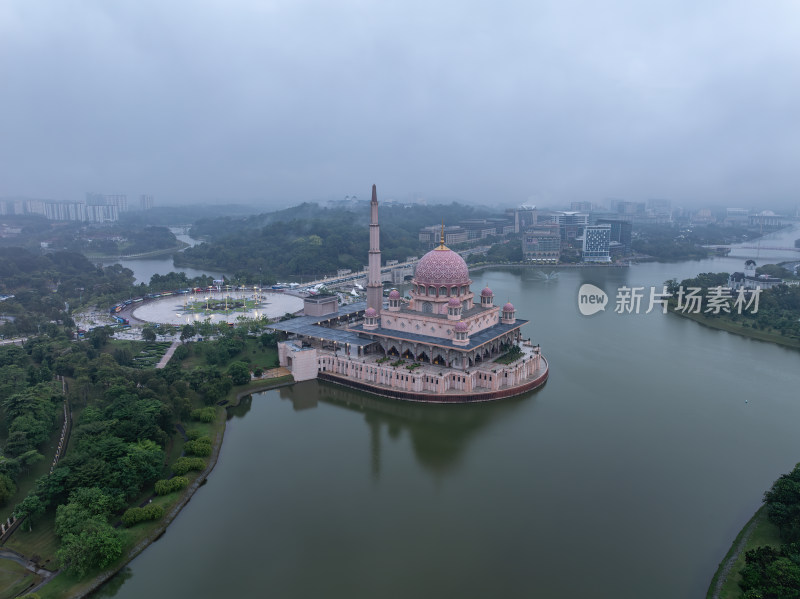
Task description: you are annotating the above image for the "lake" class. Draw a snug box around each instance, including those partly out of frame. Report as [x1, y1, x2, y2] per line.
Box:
[96, 226, 800, 598]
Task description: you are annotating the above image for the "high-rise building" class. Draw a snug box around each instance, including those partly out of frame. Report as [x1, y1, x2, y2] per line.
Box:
[513, 206, 537, 233]
[596, 219, 632, 256]
[582, 224, 612, 262]
[546, 212, 589, 244]
[105, 194, 127, 212]
[140, 194, 155, 210]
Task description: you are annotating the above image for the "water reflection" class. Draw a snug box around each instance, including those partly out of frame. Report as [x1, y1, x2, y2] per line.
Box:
[302, 382, 532, 477]
[226, 394, 253, 420]
[89, 566, 132, 598]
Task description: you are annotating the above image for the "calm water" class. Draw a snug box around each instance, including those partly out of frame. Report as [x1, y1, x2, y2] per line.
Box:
[96, 229, 225, 284]
[97, 227, 800, 599]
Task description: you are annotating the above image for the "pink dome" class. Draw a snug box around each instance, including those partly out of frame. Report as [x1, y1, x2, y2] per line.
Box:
[447, 297, 461, 307]
[388, 289, 400, 299]
[365, 307, 377, 317]
[503, 302, 515, 312]
[414, 247, 470, 286]
[481, 287, 493, 297]
[454, 321, 468, 332]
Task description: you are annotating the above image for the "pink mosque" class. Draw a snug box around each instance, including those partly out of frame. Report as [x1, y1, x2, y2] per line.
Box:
[276, 185, 548, 403]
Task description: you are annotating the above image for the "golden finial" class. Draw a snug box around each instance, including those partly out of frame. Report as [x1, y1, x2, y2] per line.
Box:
[437, 220, 449, 250]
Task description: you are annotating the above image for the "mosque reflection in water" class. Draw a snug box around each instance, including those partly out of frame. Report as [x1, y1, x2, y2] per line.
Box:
[228, 381, 531, 478]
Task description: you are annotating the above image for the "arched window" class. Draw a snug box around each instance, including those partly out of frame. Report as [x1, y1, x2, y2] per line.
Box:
[439, 286, 447, 296]
[422, 302, 433, 313]
[428, 286, 435, 296]
[452, 286, 459, 296]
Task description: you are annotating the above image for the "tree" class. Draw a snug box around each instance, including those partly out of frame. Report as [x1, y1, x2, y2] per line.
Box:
[57, 518, 123, 576]
[180, 324, 196, 343]
[13, 494, 46, 528]
[88, 326, 112, 349]
[141, 326, 157, 343]
[228, 361, 251, 386]
[0, 472, 16, 505]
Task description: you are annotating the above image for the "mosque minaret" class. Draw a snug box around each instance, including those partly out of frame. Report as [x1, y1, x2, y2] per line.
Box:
[366, 184, 383, 314]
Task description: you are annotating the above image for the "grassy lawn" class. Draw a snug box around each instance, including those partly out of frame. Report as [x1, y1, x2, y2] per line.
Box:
[707, 506, 782, 599]
[0, 559, 40, 599]
[4, 510, 60, 571]
[232, 339, 278, 370]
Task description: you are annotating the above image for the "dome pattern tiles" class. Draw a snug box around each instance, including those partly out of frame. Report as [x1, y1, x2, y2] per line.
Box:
[414, 248, 470, 285]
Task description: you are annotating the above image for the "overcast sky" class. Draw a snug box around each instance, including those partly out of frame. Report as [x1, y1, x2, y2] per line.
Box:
[1, 1, 799, 209]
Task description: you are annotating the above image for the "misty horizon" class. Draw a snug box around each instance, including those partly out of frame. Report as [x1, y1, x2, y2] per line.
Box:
[2, 1, 799, 210]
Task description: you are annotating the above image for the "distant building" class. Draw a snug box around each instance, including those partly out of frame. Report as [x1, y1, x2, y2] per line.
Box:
[596, 219, 632, 256]
[105, 194, 127, 212]
[728, 260, 784, 291]
[695, 210, 715, 223]
[459, 219, 503, 240]
[540, 212, 589, 244]
[749, 211, 783, 230]
[582, 224, 612, 262]
[419, 225, 469, 248]
[140, 194, 154, 210]
[0, 197, 119, 222]
[512, 206, 537, 233]
[570, 201, 592, 212]
[647, 199, 672, 220]
[522, 225, 560, 263]
[725, 208, 749, 226]
[613, 201, 646, 216]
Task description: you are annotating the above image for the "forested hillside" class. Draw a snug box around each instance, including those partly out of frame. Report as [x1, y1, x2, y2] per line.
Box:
[0, 248, 135, 337]
[178, 202, 499, 278]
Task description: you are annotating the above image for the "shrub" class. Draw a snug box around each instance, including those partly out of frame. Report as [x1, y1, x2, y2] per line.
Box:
[172, 456, 205, 476]
[121, 504, 165, 527]
[185, 429, 205, 441]
[191, 407, 216, 423]
[154, 476, 189, 496]
[184, 437, 213, 457]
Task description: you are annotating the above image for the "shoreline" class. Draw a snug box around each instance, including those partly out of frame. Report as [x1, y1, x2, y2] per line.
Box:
[26, 374, 294, 599]
[669, 309, 800, 350]
[63, 428, 226, 599]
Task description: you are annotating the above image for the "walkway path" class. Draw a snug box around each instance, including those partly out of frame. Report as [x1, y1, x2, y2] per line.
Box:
[156, 341, 180, 369]
[0, 547, 56, 586]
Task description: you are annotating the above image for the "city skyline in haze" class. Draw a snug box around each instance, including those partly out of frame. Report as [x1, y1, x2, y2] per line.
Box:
[2, 1, 799, 210]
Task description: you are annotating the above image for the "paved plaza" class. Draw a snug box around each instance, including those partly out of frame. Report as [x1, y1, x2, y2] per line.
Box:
[131, 291, 304, 326]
